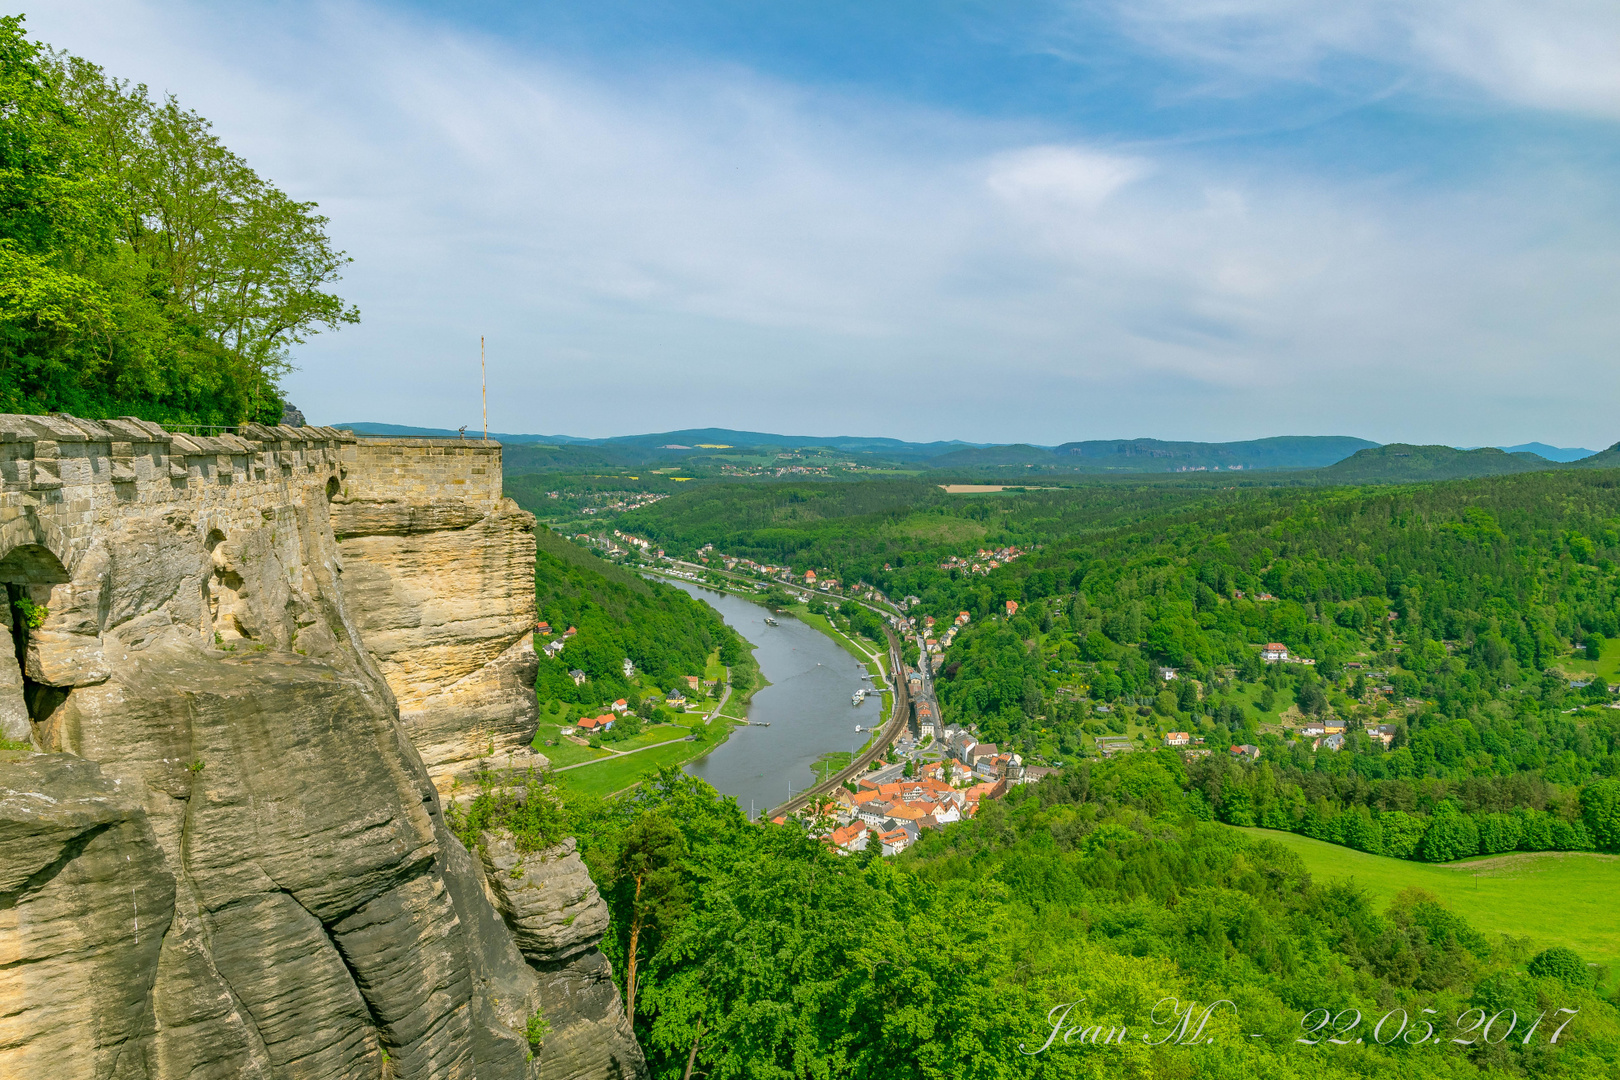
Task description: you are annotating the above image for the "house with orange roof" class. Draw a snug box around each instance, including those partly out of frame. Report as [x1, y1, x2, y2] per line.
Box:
[827, 823, 868, 853]
[611, 699, 629, 713]
[878, 827, 911, 856]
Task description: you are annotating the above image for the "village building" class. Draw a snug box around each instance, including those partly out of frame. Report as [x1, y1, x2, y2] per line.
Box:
[568, 668, 587, 686]
[828, 823, 868, 853]
[1261, 643, 1289, 662]
[1164, 731, 1191, 747]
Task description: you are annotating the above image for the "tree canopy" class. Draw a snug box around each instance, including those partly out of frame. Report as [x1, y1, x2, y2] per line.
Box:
[0, 16, 354, 423]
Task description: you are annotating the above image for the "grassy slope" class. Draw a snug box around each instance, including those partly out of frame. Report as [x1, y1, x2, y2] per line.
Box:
[1236, 826, 1620, 987]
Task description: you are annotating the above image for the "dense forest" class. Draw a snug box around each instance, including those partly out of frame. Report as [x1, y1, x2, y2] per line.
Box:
[0, 17, 352, 423]
[532, 524, 750, 704]
[456, 758, 1619, 1079]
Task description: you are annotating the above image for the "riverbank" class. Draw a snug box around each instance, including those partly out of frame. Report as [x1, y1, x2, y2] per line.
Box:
[547, 587, 767, 800]
[653, 576, 879, 813]
[548, 569, 896, 806]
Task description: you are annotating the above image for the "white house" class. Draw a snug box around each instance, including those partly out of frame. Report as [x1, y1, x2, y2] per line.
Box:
[1261, 643, 1289, 662]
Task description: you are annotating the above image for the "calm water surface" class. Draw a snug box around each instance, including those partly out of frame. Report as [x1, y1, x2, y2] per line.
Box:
[663, 581, 872, 817]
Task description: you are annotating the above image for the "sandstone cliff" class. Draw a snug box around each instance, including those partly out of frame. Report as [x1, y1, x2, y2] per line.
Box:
[0, 416, 644, 1080]
[329, 439, 542, 793]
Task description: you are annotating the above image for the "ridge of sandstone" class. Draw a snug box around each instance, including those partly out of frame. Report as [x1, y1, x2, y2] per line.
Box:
[0, 414, 644, 1080]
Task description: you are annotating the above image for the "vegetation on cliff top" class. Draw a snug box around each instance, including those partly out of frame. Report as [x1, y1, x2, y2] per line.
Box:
[0, 16, 355, 424]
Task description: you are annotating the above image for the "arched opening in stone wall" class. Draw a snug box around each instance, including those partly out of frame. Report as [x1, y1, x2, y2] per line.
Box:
[326, 476, 340, 501]
[0, 543, 71, 730]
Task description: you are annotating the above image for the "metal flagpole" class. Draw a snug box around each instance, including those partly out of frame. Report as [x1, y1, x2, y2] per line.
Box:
[481, 336, 487, 441]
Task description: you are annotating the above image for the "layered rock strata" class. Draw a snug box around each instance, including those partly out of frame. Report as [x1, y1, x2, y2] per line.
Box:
[0, 415, 640, 1080]
[331, 438, 542, 793]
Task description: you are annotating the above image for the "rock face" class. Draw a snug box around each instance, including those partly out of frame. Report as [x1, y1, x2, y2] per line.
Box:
[0, 754, 174, 1078]
[480, 837, 646, 1080]
[332, 439, 543, 793]
[0, 416, 641, 1080]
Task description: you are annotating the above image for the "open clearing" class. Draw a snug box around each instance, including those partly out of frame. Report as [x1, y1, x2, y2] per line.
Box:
[937, 484, 1058, 494]
[1236, 827, 1620, 987]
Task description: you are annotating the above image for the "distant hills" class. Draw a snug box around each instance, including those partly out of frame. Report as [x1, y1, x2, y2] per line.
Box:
[336, 423, 982, 460]
[1315, 445, 1555, 483]
[334, 422, 1620, 483]
[924, 435, 1378, 472]
[1495, 442, 1596, 462]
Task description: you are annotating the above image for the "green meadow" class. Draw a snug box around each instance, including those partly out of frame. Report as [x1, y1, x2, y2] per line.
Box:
[1236, 826, 1620, 988]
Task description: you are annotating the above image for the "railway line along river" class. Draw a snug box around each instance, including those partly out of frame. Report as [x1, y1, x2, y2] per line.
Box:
[663, 580, 874, 818]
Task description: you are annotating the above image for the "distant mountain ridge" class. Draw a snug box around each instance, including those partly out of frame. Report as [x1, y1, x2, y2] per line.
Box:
[334, 422, 1620, 480]
[336, 423, 985, 460]
[1466, 442, 1596, 462]
[337, 423, 1375, 471]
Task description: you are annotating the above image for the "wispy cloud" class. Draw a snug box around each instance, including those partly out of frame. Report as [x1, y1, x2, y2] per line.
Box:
[22, 0, 1620, 446]
[1107, 0, 1620, 118]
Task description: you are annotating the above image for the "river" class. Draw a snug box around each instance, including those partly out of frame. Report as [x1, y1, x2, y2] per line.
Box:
[662, 580, 873, 818]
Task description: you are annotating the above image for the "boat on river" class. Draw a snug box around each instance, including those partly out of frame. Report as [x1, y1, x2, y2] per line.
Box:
[763, 617, 778, 626]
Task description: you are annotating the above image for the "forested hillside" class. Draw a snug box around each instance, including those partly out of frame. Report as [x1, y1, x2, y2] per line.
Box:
[533, 525, 749, 702]
[0, 17, 353, 423]
[461, 759, 1619, 1079]
[624, 471, 1620, 866]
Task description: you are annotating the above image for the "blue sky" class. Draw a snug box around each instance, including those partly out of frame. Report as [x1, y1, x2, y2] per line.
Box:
[21, 0, 1620, 445]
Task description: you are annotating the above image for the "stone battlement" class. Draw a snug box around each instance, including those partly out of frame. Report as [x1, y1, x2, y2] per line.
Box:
[336, 436, 503, 527]
[0, 416, 507, 568]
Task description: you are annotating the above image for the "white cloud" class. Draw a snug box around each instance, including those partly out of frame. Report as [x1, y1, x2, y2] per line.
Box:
[987, 145, 1149, 209]
[19, 0, 1620, 446]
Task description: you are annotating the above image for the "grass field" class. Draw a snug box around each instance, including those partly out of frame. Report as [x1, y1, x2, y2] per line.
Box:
[1555, 637, 1620, 684]
[531, 724, 611, 766]
[1236, 827, 1620, 987]
[553, 738, 708, 798]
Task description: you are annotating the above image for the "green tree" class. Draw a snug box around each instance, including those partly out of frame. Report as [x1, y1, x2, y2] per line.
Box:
[0, 18, 355, 423]
[1527, 946, 1593, 989]
[615, 812, 687, 1021]
[1582, 779, 1620, 851]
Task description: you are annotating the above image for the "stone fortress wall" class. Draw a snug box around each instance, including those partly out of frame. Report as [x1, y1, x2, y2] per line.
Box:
[340, 436, 504, 507]
[0, 416, 539, 786]
[0, 414, 640, 1080]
